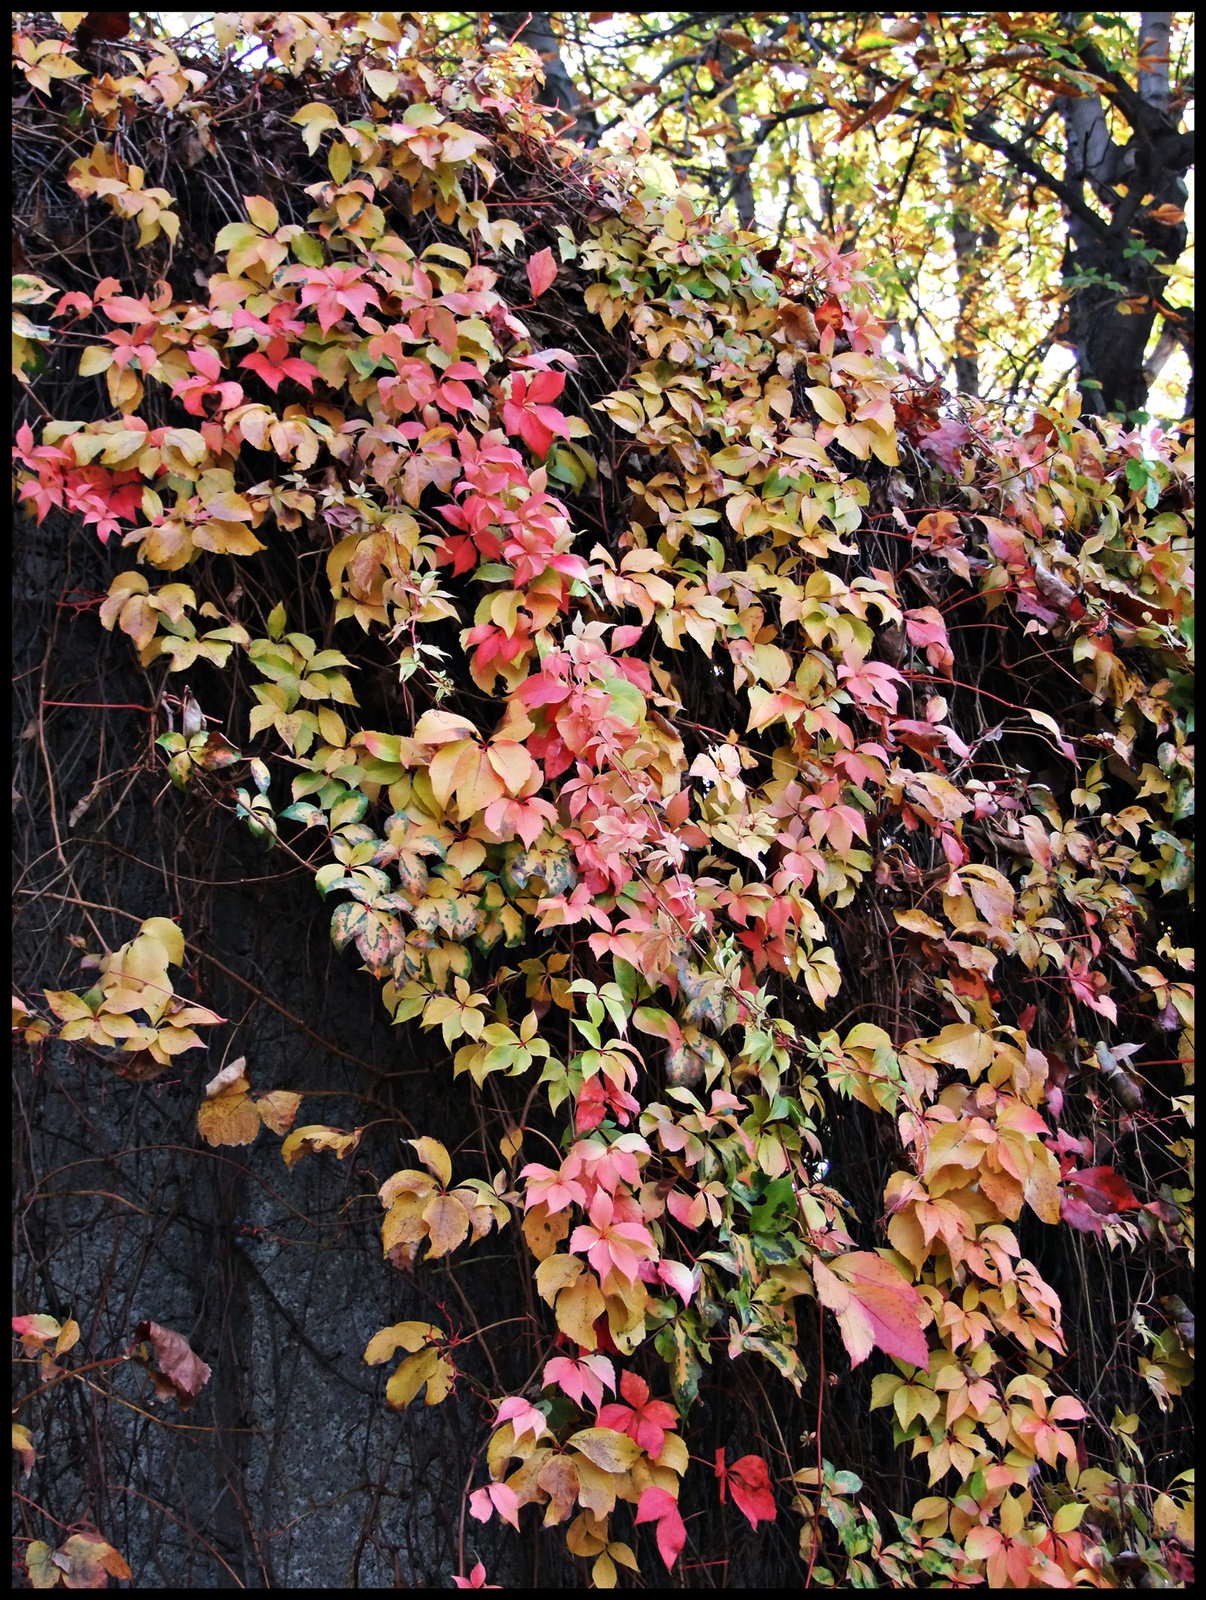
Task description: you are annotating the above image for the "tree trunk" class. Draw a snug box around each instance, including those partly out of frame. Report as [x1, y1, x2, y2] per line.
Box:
[718, 36, 756, 229]
[1060, 12, 1190, 417]
[494, 13, 595, 140]
[947, 145, 982, 398]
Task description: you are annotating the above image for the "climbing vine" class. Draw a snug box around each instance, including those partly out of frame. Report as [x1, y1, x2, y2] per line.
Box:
[13, 11, 1193, 1589]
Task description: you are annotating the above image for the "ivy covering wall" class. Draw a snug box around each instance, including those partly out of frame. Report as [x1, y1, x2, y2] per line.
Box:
[12, 12, 1194, 1589]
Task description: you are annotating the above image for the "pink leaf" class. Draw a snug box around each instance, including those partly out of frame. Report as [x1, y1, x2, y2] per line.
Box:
[526, 247, 557, 299]
[611, 624, 644, 649]
[469, 1482, 520, 1530]
[656, 1259, 700, 1303]
[812, 1252, 930, 1370]
[452, 1561, 500, 1589]
[495, 1395, 549, 1442]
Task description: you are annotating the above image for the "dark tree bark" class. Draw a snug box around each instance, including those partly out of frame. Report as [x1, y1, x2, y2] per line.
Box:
[946, 144, 996, 399]
[1059, 12, 1192, 417]
[717, 34, 757, 229]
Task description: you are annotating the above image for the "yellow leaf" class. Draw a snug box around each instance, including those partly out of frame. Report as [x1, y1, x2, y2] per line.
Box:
[592, 1551, 617, 1588]
[255, 1090, 302, 1134]
[522, 1201, 569, 1261]
[79, 344, 114, 376]
[567, 1427, 642, 1473]
[197, 1092, 261, 1147]
[487, 739, 535, 795]
[556, 1271, 606, 1348]
[413, 709, 479, 744]
[566, 1506, 610, 1556]
[382, 1190, 430, 1255]
[407, 1136, 452, 1186]
[422, 1191, 471, 1256]
[1054, 1501, 1087, 1533]
[535, 1251, 584, 1305]
[12, 1423, 36, 1478]
[429, 739, 478, 808]
[364, 67, 400, 99]
[802, 947, 842, 1009]
[290, 101, 339, 155]
[43, 990, 94, 1023]
[379, 1168, 438, 1207]
[386, 1346, 455, 1407]
[1152, 1491, 1193, 1544]
[1022, 1139, 1061, 1224]
[925, 1024, 993, 1079]
[25, 1539, 57, 1588]
[244, 194, 279, 234]
[806, 386, 847, 426]
[138, 917, 185, 966]
[55, 1318, 80, 1357]
[280, 1124, 362, 1169]
[364, 1321, 443, 1365]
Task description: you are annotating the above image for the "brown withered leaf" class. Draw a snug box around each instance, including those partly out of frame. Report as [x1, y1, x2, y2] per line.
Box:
[133, 1320, 212, 1410]
[538, 1454, 580, 1525]
[113, 1048, 169, 1081]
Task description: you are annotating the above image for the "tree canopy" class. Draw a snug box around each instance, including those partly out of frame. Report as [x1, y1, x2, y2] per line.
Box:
[500, 10, 1194, 422]
[12, 10, 1195, 1591]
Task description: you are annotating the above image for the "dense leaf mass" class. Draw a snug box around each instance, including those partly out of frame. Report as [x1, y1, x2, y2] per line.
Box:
[12, 11, 1194, 1590]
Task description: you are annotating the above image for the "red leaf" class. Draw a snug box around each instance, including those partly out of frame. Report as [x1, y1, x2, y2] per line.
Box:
[526, 247, 557, 299]
[715, 1448, 777, 1528]
[904, 606, 954, 679]
[596, 1369, 677, 1457]
[917, 418, 970, 474]
[239, 351, 319, 394]
[76, 13, 131, 44]
[636, 1485, 686, 1570]
[978, 516, 1028, 567]
[1066, 1165, 1140, 1216]
[1060, 1192, 1105, 1236]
